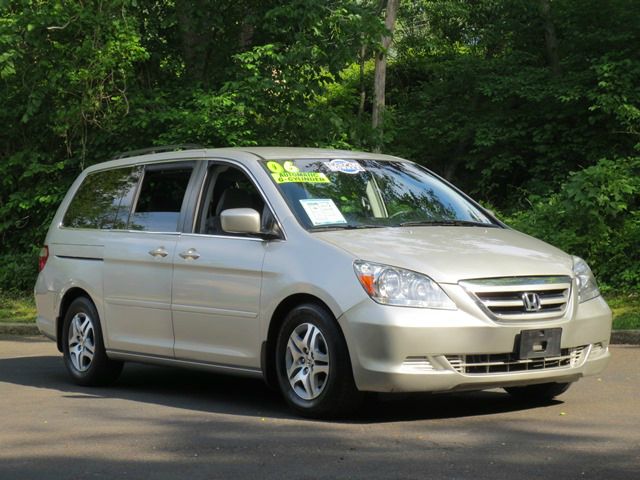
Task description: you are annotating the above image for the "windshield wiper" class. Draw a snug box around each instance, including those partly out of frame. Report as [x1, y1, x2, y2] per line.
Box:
[310, 224, 386, 231]
[399, 219, 497, 228]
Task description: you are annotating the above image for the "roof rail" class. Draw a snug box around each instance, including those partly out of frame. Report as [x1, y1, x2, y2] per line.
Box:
[112, 144, 205, 160]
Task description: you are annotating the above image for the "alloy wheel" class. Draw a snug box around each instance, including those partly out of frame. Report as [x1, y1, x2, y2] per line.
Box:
[285, 323, 330, 400]
[67, 312, 95, 372]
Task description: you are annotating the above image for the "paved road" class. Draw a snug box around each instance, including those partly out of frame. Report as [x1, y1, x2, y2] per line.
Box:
[1, 336, 638, 479]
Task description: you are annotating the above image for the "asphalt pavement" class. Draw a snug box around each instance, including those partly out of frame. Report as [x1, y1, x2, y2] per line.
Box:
[1, 335, 638, 479]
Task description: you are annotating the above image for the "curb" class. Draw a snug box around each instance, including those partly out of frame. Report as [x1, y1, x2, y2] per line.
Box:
[610, 330, 640, 345]
[1, 323, 639, 345]
[0, 323, 40, 336]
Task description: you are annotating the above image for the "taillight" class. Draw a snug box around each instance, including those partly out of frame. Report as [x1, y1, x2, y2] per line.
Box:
[38, 246, 49, 272]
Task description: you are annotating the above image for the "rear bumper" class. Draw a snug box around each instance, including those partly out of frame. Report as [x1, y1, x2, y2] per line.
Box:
[338, 292, 612, 393]
[34, 274, 57, 341]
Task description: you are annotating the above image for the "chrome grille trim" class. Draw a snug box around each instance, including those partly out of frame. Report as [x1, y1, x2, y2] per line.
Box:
[401, 356, 435, 371]
[446, 345, 588, 375]
[588, 342, 606, 359]
[460, 276, 572, 321]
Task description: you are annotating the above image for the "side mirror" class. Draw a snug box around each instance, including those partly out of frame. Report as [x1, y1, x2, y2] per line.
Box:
[220, 208, 262, 235]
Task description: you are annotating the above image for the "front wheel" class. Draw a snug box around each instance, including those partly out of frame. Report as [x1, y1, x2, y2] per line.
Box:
[504, 382, 571, 402]
[62, 297, 123, 386]
[275, 303, 363, 418]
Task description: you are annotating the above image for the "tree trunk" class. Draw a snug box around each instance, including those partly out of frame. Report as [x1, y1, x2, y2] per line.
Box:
[357, 43, 367, 122]
[442, 92, 480, 181]
[372, 0, 399, 151]
[539, 0, 560, 76]
[175, 0, 209, 83]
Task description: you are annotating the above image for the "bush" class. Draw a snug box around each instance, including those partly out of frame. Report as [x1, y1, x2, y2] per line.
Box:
[506, 156, 640, 290]
[0, 251, 39, 294]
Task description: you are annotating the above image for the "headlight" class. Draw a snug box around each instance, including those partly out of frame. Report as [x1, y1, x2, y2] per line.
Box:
[572, 256, 600, 303]
[353, 260, 456, 309]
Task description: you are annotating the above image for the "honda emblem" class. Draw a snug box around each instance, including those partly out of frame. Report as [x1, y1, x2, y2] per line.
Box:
[522, 292, 542, 312]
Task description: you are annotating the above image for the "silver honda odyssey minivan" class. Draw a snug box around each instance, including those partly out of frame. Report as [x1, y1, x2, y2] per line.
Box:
[34, 147, 612, 417]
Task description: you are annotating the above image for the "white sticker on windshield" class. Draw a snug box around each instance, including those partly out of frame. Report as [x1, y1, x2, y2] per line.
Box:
[326, 159, 365, 174]
[299, 199, 347, 226]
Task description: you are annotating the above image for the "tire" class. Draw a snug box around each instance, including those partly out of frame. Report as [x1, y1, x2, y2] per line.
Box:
[275, 303, 363, 418]
[504, 382, 571, 402]
[62, 297, 123, 386]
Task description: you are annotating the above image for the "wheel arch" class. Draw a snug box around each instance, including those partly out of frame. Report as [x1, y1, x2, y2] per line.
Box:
[262, 293, 345, 389]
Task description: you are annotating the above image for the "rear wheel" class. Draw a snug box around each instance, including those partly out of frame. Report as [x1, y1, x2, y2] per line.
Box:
[275, 303, 363, 418]
[62, 297, 123, 386]
[505, 382, 571, 402]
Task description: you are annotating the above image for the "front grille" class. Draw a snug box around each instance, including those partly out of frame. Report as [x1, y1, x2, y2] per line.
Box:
[401, 356, 435, 371]
[460, 276, 572, 321]
[446, 345, 587, 375]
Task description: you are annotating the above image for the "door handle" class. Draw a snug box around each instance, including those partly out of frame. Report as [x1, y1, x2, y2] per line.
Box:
[179, 248, 200, 260]
[148, 246, 169, 258]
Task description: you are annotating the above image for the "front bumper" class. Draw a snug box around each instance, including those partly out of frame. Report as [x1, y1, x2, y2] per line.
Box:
[338, 288, 612, 393]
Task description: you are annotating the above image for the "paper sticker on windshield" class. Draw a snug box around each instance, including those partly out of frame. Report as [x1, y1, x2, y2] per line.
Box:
[299, 199, 347, 226]
[272, 172, 330, 184]
[326, 159, 365, 174]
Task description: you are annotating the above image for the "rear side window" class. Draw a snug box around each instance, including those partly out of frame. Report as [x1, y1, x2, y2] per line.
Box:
[129, 166, 193, 232]
[63, 167, 141, 229]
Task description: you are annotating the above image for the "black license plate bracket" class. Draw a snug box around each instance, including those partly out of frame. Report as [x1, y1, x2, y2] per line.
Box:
[518, 328, 562, 360]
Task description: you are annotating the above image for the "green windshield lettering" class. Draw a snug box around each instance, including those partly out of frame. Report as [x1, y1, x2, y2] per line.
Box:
[272, 172, 330, 184]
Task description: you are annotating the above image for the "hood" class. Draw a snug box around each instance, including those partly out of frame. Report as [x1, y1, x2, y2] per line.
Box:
[313, 226, 573, 284]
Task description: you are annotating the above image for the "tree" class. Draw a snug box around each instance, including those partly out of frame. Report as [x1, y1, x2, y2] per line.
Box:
[1, 0, 639, 292]
[539, 0, 560, 76]
[371, 0, 399, 150]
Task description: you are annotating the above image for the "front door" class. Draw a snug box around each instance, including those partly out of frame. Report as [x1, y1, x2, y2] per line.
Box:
[171, 163, 268, 368]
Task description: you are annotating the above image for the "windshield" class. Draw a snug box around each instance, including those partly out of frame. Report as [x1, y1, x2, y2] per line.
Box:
[262, 158, 496, 230]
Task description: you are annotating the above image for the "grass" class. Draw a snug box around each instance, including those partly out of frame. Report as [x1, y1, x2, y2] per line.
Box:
[1, 291, 639, 330]
[0, 293, 37, 324]
[606, 292, 640, 330]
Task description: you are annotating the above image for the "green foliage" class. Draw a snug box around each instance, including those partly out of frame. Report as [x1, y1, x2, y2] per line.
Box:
[0, 252, 40, 294]
[607, 293, 640, 330]
[0, 292, 36, 324]
[1, 0, 639, 295]
[0, 0, 149, 272]
[386, 0, 640, 205]
[506, 156, 640, 289]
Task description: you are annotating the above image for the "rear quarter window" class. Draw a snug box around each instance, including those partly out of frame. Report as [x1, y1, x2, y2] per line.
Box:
[62, 167, 141, 229]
